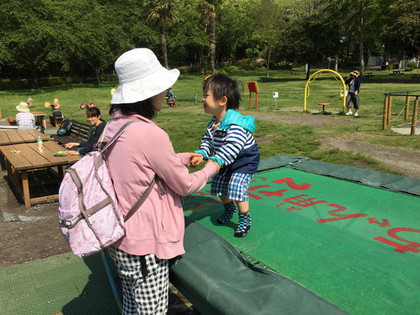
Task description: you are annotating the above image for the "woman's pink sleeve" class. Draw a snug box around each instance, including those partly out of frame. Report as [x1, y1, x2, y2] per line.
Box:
[144, 128, 217, 196]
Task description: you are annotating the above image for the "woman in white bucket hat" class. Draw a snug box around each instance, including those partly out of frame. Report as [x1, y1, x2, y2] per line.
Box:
[15, 101, 35, 129]
[102, 48, 220, 314]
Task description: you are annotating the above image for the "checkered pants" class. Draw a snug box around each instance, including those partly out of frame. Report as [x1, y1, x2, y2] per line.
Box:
[108, 247, 169, 315]
[211, 173, 253, 201]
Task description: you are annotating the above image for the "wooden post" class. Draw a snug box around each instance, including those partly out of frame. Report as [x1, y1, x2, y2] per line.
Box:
[255, 92, 259, 110]
[0, 108, 2, 119]
[404, 95, 410, 121]
[21, 170, 31, 208]
[387, 96, 393, 125]
[410, 97, 419, 136]
[382, 96, 389, 129]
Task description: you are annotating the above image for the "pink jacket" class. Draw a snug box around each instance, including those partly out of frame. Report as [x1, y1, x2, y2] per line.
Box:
[103, 111, 217, 259]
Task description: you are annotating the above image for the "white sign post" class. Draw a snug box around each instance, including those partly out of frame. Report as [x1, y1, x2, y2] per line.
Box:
[272, 92, 279, 106]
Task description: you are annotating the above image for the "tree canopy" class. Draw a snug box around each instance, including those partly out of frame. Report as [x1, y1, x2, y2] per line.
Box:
[0, 0, 418, 84]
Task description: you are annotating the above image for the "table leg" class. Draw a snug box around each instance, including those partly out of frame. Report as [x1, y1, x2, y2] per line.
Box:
[21, 170, 31, 208]
[58, 165, 64, 180]
[41, 117, 47, 129]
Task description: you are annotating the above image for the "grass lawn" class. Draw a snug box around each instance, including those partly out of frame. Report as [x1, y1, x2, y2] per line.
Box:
[1, 68, 419, 175]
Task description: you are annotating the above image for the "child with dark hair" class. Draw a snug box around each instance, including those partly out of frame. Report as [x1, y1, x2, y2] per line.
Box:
[191, 73, 260, 237]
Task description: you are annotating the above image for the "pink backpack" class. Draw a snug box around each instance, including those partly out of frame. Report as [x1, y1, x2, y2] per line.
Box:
[58, 120, 155, 257]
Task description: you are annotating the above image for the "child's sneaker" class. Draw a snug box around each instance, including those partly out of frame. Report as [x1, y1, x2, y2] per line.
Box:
[354, 112, 359, 117]
[217, 202, 237, 224]
[234, 212, 252, 237]
[346, 111, 352, 116]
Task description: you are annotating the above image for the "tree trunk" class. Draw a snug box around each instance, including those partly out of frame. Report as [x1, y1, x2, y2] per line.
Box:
[358, 3, 365, 74]
[306, 62, 311, 80]
[30, 66, 39, 89]
[209, 12, 216, 74]
[335, 54, 339, 72]
[266, 46, 271, 77]
[95, 67, 101, 85]
[161, 25, 169, 69]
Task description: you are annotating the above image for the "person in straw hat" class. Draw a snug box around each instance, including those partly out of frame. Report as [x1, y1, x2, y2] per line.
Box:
[102, 48, 220, 314]
[15, 101, 35, 129]
[345, 70, 361, 116]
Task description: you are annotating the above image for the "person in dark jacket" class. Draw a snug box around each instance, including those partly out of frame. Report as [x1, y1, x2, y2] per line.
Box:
[345, 70, 361, 116]
[64, 107, 106, 156]
[165, 87, 176, 107]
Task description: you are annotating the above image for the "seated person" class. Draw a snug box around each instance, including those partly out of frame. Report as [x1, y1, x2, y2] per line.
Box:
[16, 102, 35, 129]
[64, 107, 106, 156]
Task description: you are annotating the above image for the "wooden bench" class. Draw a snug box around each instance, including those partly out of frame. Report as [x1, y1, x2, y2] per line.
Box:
[389, 70, 404, 76]
[52, 120, 91, 145]
[364, 72, 374, 78]
[49, 114, 64, 128]
[8, 115, 17, 126]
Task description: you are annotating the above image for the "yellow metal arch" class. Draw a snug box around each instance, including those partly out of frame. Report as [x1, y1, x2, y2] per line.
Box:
[303, 69, 347, 111]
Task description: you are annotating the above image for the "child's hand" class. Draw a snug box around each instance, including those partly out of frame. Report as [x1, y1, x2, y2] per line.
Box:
[189, 153, 204, 167]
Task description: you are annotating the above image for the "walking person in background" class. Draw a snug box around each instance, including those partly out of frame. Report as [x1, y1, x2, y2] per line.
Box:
[191, 74, 260, 237]
[165, 87, 176, 107]
[345, 70, 361, 116]
[103, 48, 220, 314]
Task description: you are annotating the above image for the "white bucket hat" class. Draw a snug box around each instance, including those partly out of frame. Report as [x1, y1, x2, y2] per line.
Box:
[16, 101, 30, 112]
[111, 48, 180, 104]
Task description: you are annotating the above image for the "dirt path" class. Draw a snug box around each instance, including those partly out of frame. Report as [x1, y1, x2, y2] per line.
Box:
[252, 112, 420, 179]
[320, 137, 420, 179]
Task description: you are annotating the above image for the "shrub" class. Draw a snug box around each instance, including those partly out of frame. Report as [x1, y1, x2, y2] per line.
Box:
[407, 62, 417, 70]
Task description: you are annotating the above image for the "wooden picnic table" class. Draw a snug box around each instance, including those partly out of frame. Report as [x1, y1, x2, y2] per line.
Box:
[6, 112, 47, 129]
[0, 141, 80, 208]
[32, 111, 48, 129]
[0, 129, 49, 146]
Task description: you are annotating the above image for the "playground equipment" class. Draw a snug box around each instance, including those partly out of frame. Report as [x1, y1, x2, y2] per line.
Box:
[247, 81, 259, 109]
[304, 69, 346, 112]
[382, 90, 420, 135]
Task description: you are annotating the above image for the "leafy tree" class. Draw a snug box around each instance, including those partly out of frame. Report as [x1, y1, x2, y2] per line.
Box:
[252, 0, 285, 77]
[384, 0, 420, 61]
[170, 0, 208, 71]
[145, 0, 178, 69]
[217, 0, 257, 65]
[276, 0, 336, 78]
[326, 0, 395, 73]
[199, 0, 224, 73]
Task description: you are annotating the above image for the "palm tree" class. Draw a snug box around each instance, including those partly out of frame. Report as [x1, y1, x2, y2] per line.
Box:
[199, 0, 223, 74]
[146, 0, 178, 69]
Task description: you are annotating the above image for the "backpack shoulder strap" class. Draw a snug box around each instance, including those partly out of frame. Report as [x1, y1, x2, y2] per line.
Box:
[124, 176, 157, 221]
[97, 118, 156, 221]
[100, 119, 142, 152]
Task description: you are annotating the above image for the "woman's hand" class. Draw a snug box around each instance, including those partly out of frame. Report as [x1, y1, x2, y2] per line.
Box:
[66, 150, 79, 156]
[64, 142, 79, 149]
[207, 160, 221, 173]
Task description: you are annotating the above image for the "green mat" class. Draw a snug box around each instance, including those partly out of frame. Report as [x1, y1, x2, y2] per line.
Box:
[183, 167, 420, 315]
[0, 252, 119, 315]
